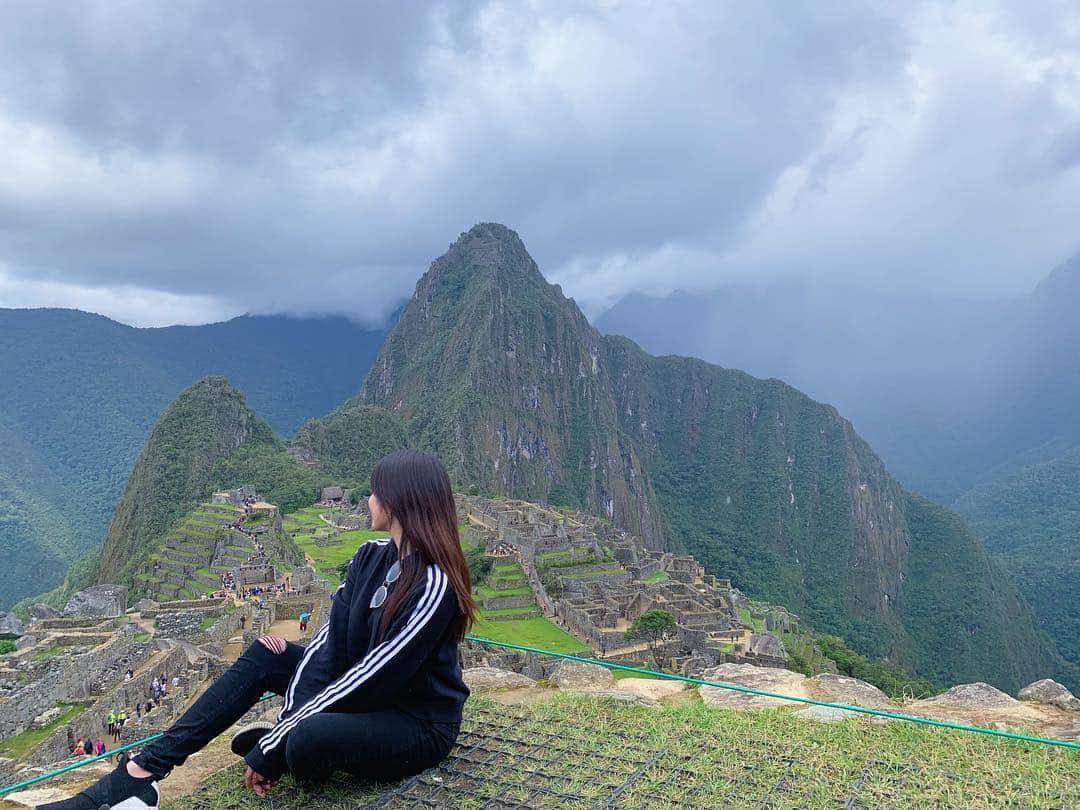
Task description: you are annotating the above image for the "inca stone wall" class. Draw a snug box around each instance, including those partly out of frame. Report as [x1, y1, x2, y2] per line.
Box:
[0, 634, 150, 740]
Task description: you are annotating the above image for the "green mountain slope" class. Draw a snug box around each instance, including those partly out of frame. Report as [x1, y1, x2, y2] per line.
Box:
[94, 377, 324, 588]
[301, 223, 1056, 691]
[348, 223, 665, 547]
[0, 308, 388, 607]
[292, 405, 408, 485]
[954, 446, 1080, 673]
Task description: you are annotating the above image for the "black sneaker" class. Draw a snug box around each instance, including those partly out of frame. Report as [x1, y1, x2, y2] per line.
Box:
[229, 722, 274, 757]
[37, 753, 160, 809]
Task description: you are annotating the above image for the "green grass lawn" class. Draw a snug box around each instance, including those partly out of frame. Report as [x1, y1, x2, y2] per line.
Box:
[642, 570, 668, 584]
[474, 585, 533, 600]
[284, 506, 387, 585]
[469, 616, 589, 654]
[737, 606, 765, 632]
[478, 606, 542, 617]
[167, 694, 1080, 809]
[0, 703, 87, 760]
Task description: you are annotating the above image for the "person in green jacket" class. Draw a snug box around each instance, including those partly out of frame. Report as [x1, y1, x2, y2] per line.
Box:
[106, 711, 116, 736]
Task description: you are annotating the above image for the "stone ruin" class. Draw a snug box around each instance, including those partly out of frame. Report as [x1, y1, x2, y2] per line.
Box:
[456, 495, 790, 675]
[62, 585, 128, 619]
[212, 485, 256, 505]
[237, 559, 278, 586]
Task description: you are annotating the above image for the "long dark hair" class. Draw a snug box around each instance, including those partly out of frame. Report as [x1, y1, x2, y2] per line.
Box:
[370, 449, 476, 642]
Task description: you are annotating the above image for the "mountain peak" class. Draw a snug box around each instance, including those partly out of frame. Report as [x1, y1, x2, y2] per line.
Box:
[428, 222, 546, 291]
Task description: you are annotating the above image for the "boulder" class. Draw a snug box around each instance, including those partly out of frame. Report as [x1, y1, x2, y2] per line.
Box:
[792, 705, 859, 723]
[0, 612, 24, 638]
[463, 667, 537, 691]
[134, 598, 159, 613]
[1017, 679, 1080, 712]
[63, 585, 128, 619]
[747, 632, 784, 658]
[549, 660, 615, 690]
[915, 682, 1019, 710]
[698, 663, 809, 710]
[616, 677, 688, 702]
[32, 707, 64, 729]
[29, 603, 61, 621]
[808, 674, 893, 708]
[584, 689, 659, 707]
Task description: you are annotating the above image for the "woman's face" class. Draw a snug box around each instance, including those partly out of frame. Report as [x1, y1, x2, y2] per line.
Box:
[369, 491, 390, 531]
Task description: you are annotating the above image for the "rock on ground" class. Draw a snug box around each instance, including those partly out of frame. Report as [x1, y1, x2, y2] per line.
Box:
[63, 585, 128, 618]
[32, 707, 65, 728]
[916, 682, 1019, 710]
[616, 677, 688, 702]
[747, 632, 784, 657]
[0, 611, 24, 637]
[549, 660, 615, 690]
[463, 666, 537, 691]
[808, 674, 893, 708]
[698, 663, 809, 710]
[1018, 679, 1080, 712]
[909, 682, 1048, 727]
[28, 603, 61, 620]
[583, 689, 659, 707]
[792, 705, 860, 723]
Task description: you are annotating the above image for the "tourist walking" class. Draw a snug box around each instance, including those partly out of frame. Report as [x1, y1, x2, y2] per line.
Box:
[42, 450, 476, 810]
[298, 611, 310, 633]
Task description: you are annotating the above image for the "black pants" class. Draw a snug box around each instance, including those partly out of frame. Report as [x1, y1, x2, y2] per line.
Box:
[134, 640, 459, 783]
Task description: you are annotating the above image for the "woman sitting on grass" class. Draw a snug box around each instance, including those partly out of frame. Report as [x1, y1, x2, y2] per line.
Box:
[43, 449, 476, 809]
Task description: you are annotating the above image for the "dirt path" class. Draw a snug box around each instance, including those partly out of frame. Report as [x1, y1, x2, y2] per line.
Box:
[157, 734, 239, 802]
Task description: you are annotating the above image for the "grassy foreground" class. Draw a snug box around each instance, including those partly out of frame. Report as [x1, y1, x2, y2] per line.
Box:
[167, 693, 1078, 809]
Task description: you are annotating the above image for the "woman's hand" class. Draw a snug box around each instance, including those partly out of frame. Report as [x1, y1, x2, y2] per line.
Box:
[244, 765, 276, 797]
[258, 636, 287, 654]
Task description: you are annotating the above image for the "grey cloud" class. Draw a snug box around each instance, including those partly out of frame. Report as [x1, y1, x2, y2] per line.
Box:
[0, 0, 1076, 324]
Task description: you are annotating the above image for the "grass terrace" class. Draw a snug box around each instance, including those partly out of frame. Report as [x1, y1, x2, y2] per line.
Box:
[469, 616, 588, 655]
[0, 703, 87, 761]
[283, 506, 388, 587]
[167, 694, 1080, 808]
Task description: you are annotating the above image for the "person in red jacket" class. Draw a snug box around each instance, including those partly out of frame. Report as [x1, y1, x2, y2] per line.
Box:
[42, 450, 477, 810]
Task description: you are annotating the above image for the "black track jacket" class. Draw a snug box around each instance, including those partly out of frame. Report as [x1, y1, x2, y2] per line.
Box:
[245, 538, 469, 779]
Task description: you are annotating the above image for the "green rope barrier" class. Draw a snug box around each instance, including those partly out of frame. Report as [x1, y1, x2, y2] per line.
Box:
[462, 634, 1080, 751]
[3, 636, 1076, 798]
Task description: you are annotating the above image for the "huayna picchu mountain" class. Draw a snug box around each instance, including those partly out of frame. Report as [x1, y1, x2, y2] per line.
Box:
[297, 223, 1059, 691]
[93, 377, 325, 590]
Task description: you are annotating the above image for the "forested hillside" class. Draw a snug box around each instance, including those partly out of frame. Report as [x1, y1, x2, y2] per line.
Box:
[954, 446, 1080, 681]
[0, 309, 388, 607]
[596, 254, 1080, 676]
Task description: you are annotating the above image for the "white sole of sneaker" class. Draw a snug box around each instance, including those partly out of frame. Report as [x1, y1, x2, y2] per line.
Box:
[108, 782, 159, 809]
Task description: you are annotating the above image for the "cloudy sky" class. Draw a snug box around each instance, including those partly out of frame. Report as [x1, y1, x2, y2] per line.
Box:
[0, 0, 1078, 327]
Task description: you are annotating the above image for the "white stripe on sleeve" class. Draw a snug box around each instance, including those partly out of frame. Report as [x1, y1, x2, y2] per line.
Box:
[261, 565, 447, 753]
